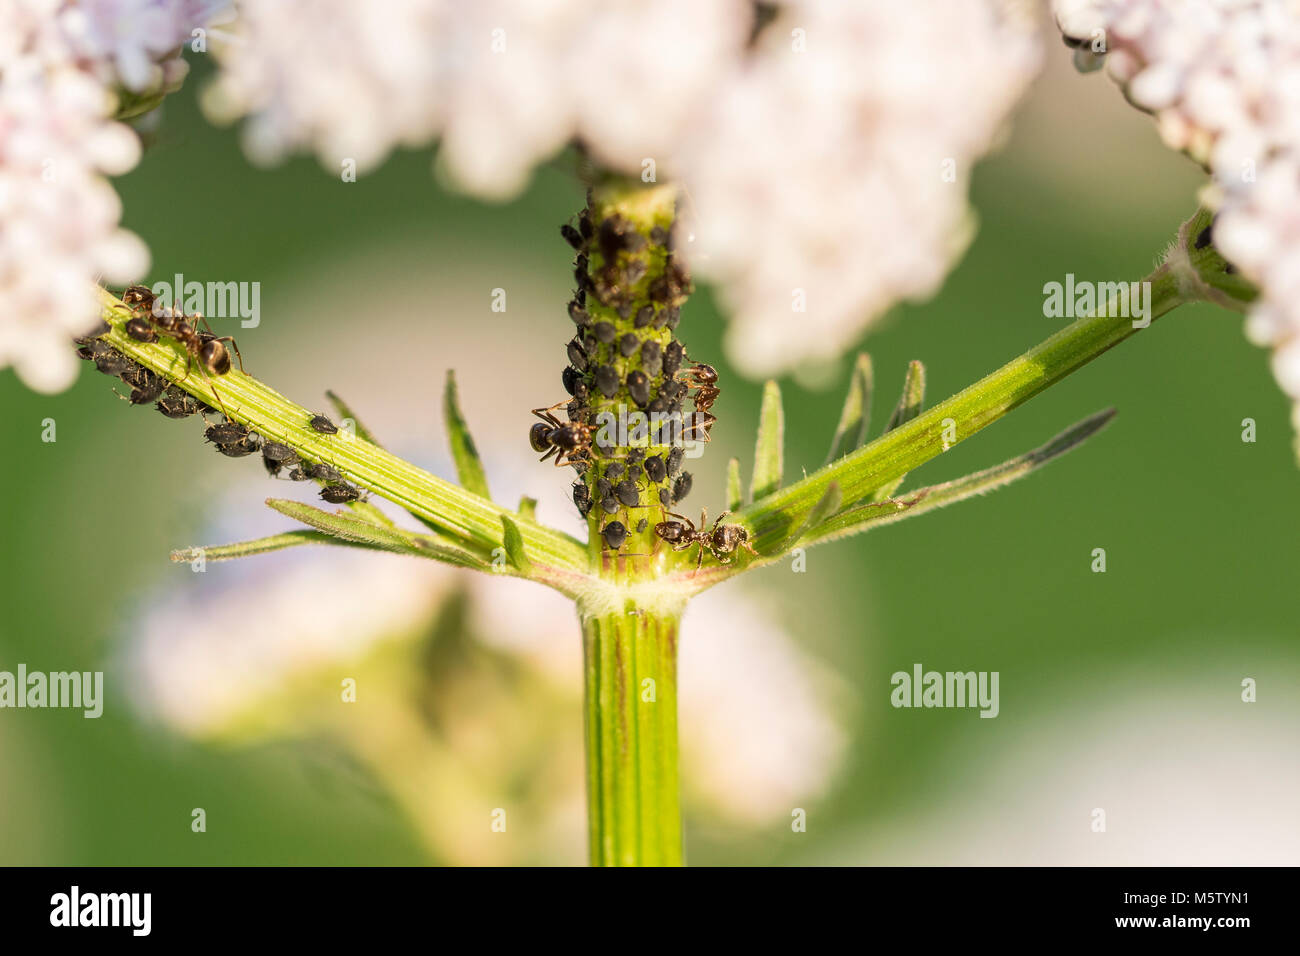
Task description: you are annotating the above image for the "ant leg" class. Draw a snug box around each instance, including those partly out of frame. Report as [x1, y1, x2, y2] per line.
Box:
[531, 400, 570, 418]
[538, 446, 558, 464]
[739, 539, 759, 557]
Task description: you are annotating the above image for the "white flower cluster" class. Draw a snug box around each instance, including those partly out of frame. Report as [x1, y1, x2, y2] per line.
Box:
[206, 0, 1039, 376]
[1055, 0, 1300, 443]
[0, 0, 222, 392]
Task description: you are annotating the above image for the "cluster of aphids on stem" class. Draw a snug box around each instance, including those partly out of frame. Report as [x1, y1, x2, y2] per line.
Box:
[76, 285, 365, 505]
[531, 194, 754, 569]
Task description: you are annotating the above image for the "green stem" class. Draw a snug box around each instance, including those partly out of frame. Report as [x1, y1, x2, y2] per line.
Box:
[581, 602, 682, 866]
[734, 260, 1190, 556]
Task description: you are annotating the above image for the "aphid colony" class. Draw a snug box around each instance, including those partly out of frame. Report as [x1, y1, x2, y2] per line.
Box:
[540, 202, 752, 568]
[76, 287, 363, 505]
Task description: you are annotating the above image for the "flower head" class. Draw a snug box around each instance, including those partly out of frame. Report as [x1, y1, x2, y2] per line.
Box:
[1055, 0, 1300, 452]
[0, 0, 221, 392]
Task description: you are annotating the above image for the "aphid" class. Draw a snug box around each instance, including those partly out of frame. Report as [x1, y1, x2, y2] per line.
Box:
[634, 305, 655, 328]
[672, 471, 693, 504]
[561, 222, 584, 250]
[125, 316, 157, 342]
[85, 343, 138, 377]
[666, 446, 684, 476]
[636, 518, 648, 533]
[658, 487, 671, 508]
[306, 462, 343, 482]
[663, 306, 681, 330]
[154, 385, 205, 419]
[663, 340, 684, 377]
[567, 337, 588, 371]
[529, 400, 596, 467]
[568, 301, 590, 327]
[594, 365, 619, 399]
[625, 448, 645, 465]
[624, 370, 649, 408]
[117, 366, 165, 405]
[619, 333, 640, 358]
[626, 461, 644, 482]
[601, 496, 619, 514]
[573, 480, 593, 517]
[601, 520, 628, 550]
[562, 365, 582, 396]
[605, 461, 625, 480]
[579, 208, 594, 240]
[615, 479, 640, 507]
[261, 441, 300, 468]
[644, 454, 667, 483]
[593, 321, 616, 344]
[659, 379, 685, 403]
[597, 216, 633, 262]
[215, 434, 262, 458]
[654, 508, 757, 572]
[596, 476, 613, 498]
[320, 483, 362, 503]
[641, 340, 662, 376]
[204, 421, 252, 445]
[309, 413, 338, 434]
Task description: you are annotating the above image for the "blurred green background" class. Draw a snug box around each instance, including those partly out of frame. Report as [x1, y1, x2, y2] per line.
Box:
[2, 47, 1297, 866]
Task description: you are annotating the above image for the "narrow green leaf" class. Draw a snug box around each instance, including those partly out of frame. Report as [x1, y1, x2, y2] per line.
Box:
[883, 360, 926, 434]
[443, 370, 492, 501]
[169, 531, 336, 563]
[324, 389, 383, 447]
[750, 380, 784, 502]
[265, 498, 423, 555]
[773, 481, 842, 554]
[871, 360, 927, 501]
[501, 514, 531, 572]
[825, 354, 873, 464]
[808, 409, 1117, 546]
[725, 458, 742, 512]
[517, 496, 538, 520]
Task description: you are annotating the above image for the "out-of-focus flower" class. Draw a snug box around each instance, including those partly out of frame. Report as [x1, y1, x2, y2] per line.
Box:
[677, 0, 1041, 375]
[203, 0, 750, 194]
[205, 0, 1038, 374]
[1054, 0, 1300, 451]
[0, 0, 222, 392]
[125, 496, 847, 861]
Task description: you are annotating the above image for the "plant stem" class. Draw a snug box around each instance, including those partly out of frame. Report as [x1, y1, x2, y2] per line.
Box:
[581, 603, 682, 866]
[735, 259, 1191, 556]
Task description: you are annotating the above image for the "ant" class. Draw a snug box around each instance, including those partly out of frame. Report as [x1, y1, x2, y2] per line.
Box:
[678, 359, 719, 441]
[529, 400, 597, 467]
[654, 508, 757, 573]
[122, 286, 244, 416]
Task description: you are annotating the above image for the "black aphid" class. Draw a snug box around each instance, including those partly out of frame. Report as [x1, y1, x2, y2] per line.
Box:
[601, 521, 628, 550]
[672, 471, 693, 504]
[619, 333, 640, 358]
[626, 370, 650, 408]
[573, 480, 592, 517]
[615, 480, 639, 507]
[320, 483, 361, 504]
[309, 414, 338, 434]
[644, 455, 667, 483]
[594, 365, 619, 398]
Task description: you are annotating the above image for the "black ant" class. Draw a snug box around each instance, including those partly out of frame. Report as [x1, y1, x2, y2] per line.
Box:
[678, 360, 719, 441]
[529, 400, 596, 467]
[131, 294, 244, 416]
[654, 508, 757, 573]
